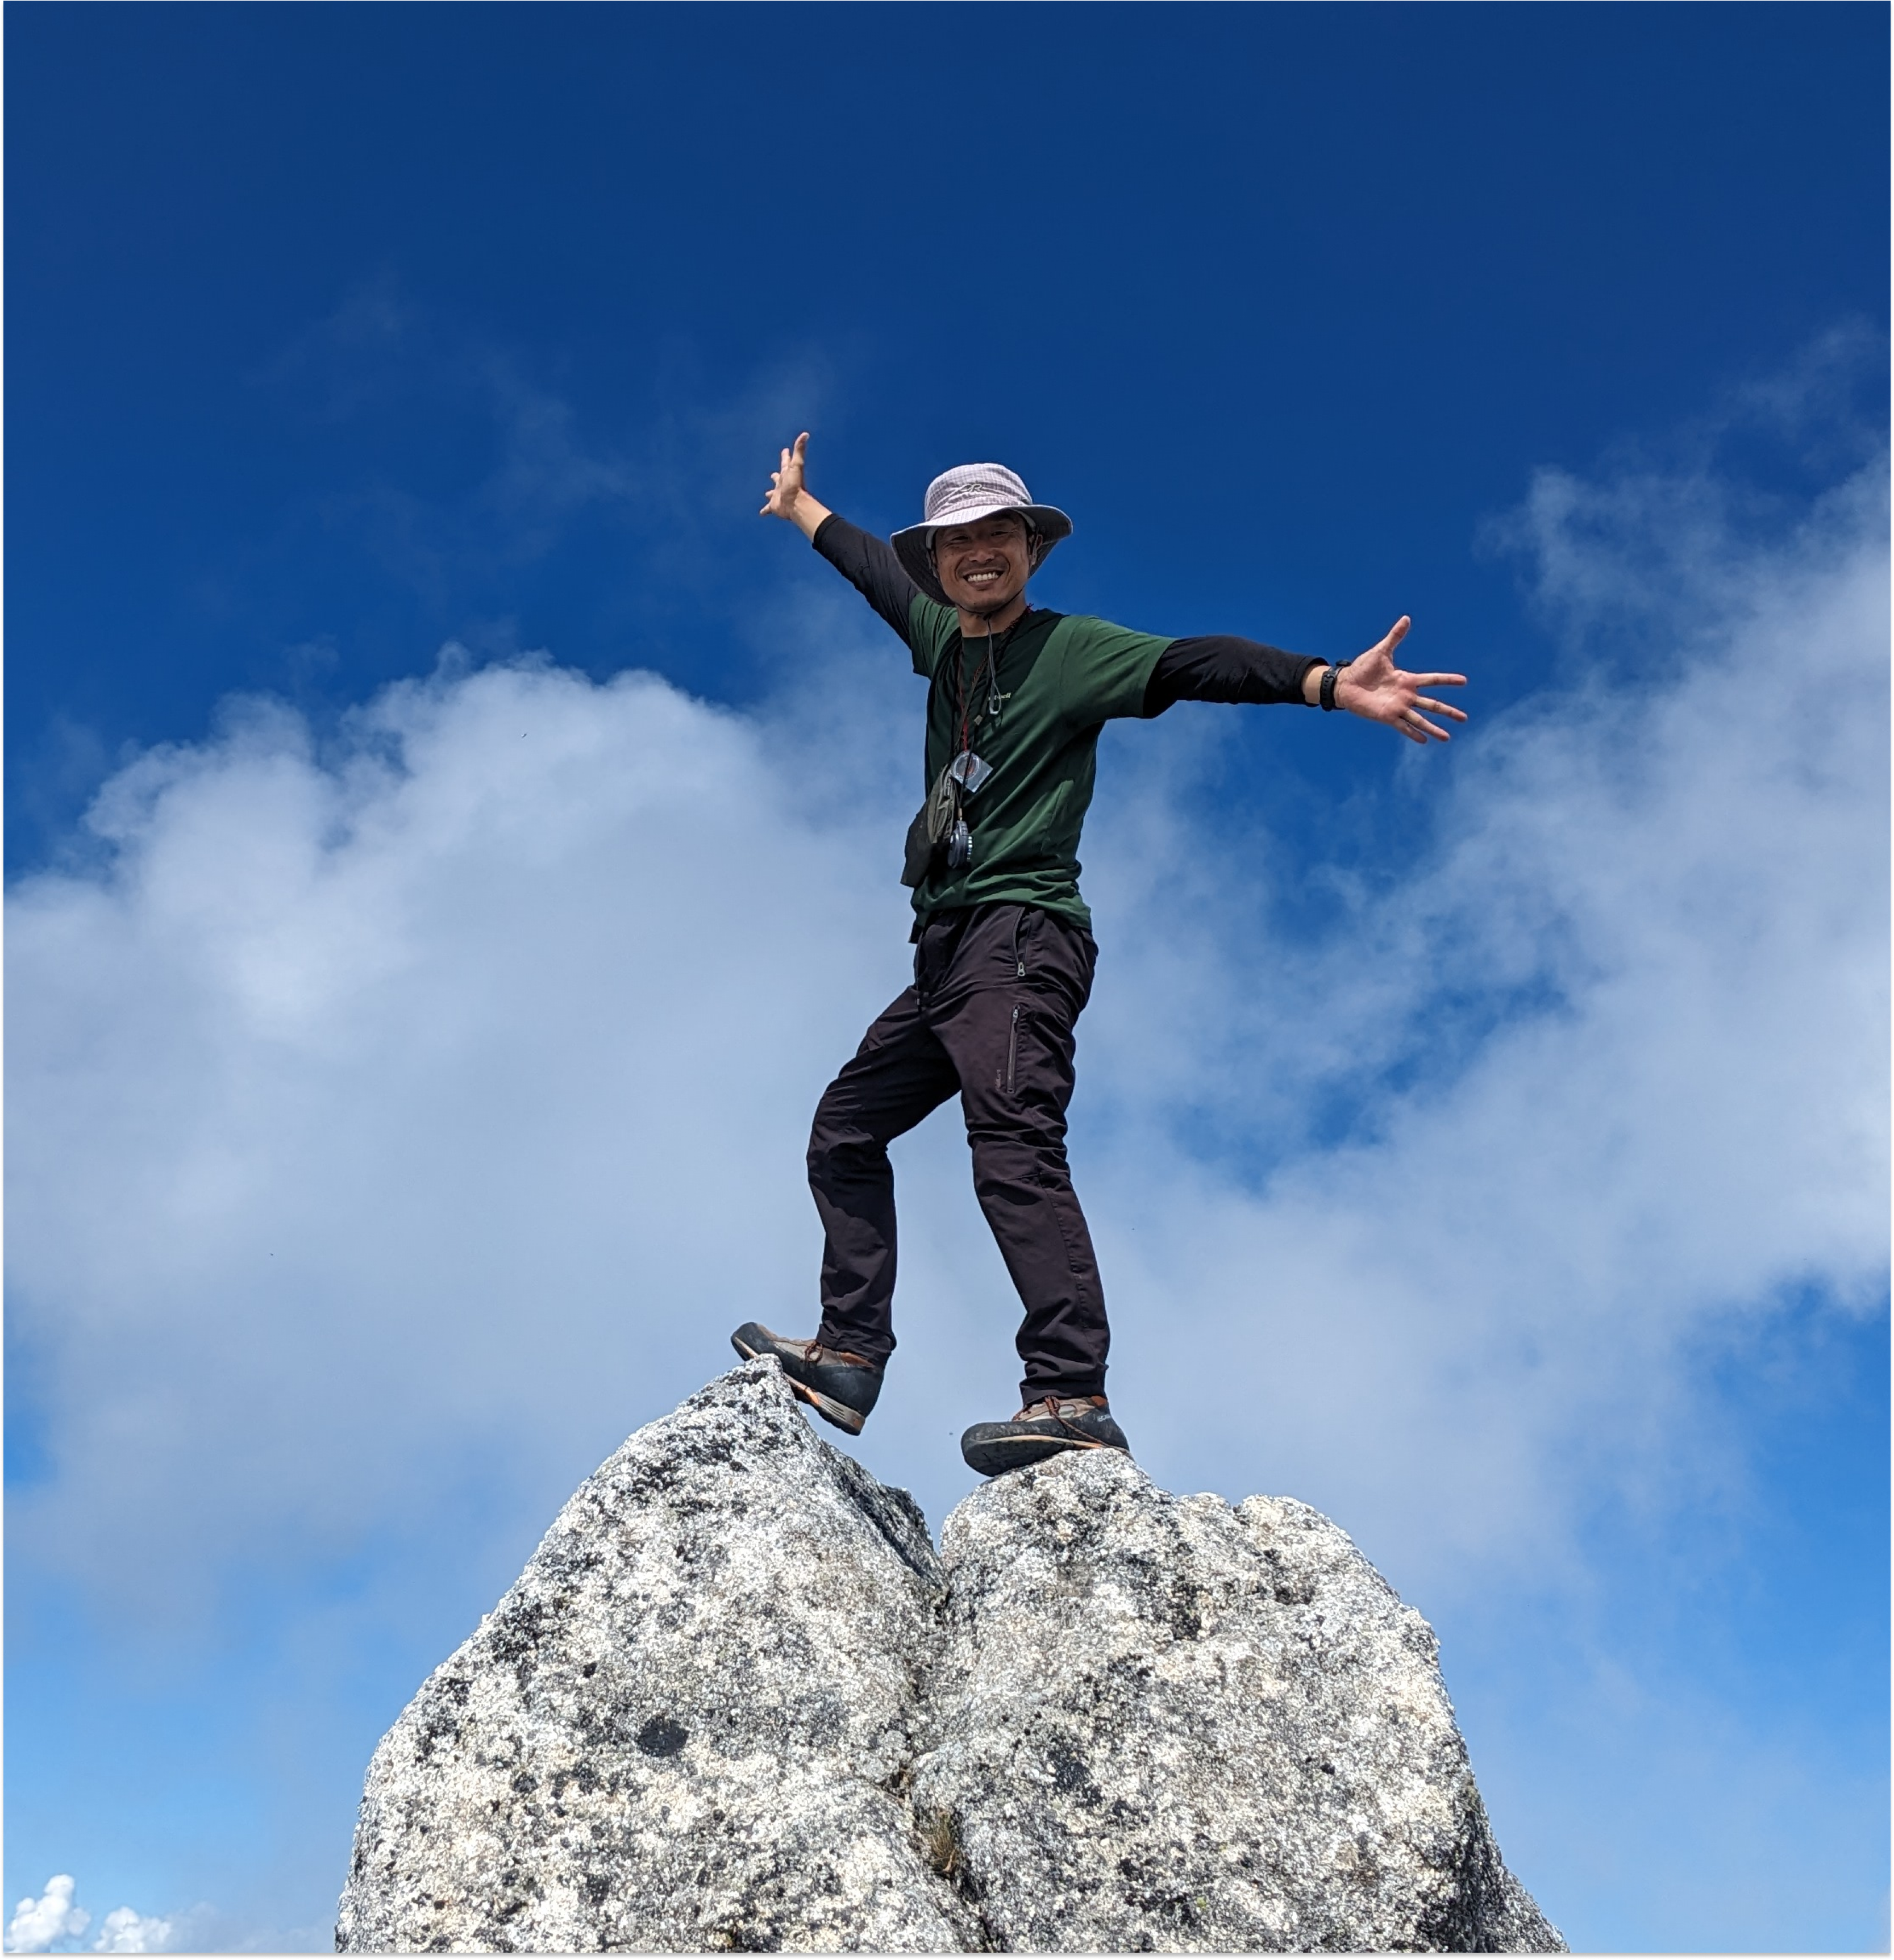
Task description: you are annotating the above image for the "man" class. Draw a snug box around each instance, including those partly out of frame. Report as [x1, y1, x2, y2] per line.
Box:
[732, 435, 1465, 1476]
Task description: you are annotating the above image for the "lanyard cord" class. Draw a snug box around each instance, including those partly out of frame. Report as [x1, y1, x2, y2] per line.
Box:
[955, 610, 1018, 758]
[955, 626, 990, 760]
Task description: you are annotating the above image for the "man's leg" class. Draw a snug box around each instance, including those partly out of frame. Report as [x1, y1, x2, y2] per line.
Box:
[926, 906, 1110, 1409]
[806, 985, 960, 1366]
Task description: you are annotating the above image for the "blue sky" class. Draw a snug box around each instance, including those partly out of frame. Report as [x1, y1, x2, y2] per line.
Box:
[5, 5, 1887, 1953]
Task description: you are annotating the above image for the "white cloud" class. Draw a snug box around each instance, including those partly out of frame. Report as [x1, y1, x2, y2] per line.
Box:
[5, 445, 1883, 1641]
[7, 639, 920, 1611]
[4, 1883, 182, 1957]
[8, 1879, 88, 1954]
[88, 1910, 172, 1957]
[1080, 458, 1887, 1577]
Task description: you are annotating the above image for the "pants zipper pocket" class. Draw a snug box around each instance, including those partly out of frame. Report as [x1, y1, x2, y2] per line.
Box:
[1012, 908, 1025, 977]
[1007, 1004, 1020, 1096]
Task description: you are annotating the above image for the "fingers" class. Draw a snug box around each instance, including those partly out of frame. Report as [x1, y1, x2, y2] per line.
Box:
[1408, 671, 1467, 689]
[1413, 697, 1469, 723]
[1357, 615, 1412, 667]
[762, 433, 807, 517]
[1404, 708, 1454, 742]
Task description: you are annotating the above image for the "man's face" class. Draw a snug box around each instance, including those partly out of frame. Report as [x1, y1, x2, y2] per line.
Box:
[933, 514, 1034, 616]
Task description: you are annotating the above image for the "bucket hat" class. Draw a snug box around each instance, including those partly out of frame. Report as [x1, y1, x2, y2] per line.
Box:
[891, 463, 1073, 605]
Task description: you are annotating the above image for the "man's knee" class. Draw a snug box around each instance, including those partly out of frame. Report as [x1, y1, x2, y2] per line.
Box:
[968, 1131, 1075, 1205]
[808, 1105, 890, 1186]
[964, 1093, 1070, 1162]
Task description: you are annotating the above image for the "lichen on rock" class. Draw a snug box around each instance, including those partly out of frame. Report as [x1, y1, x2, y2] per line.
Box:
[337, 1361, 1562, 1953]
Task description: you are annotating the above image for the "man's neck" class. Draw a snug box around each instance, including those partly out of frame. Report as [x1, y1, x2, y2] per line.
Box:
[955, 594, 1031, 639]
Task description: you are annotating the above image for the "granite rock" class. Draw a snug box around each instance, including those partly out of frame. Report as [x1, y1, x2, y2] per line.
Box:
[335, 1362, 979, 1953]
[338, 1361, 1562, 1952]
[909, 1449, 1562, 1953]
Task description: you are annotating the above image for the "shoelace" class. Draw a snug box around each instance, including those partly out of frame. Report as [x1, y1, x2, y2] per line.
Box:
[1017, 1396, 1101, 1441]
[802, 1340, 873, 1372]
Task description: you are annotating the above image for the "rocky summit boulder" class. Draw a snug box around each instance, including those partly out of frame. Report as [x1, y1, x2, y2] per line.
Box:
[336, 1363, 980, 1954]
[338, 1360, 1562, 1953]
[910, 1453, 1558, 1953]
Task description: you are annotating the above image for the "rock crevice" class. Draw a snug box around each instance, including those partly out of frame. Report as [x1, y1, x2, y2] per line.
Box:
[336, 1361, 1563, 1953]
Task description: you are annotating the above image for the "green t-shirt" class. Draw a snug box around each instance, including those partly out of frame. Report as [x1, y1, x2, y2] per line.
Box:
[905, 594, 1170, 928]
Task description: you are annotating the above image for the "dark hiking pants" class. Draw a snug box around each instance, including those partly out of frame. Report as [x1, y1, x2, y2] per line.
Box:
[807, 902, 1109, 1410]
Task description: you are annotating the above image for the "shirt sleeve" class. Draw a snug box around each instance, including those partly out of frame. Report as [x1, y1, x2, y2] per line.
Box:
[1139, 636, 1322, 716]
[811, 513, 956, 674]
[1056, 618, 1177, 727]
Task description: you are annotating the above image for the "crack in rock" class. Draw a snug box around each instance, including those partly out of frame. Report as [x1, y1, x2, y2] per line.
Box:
[336, 1361, 1563, 1954]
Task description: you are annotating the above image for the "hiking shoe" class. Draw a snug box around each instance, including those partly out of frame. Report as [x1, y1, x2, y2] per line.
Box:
[960, 1395, 1129, 1477]
[730, 1322, 885, 1436]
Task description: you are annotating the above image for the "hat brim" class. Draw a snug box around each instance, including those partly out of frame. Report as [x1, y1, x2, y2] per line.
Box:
[890, 502, 1072, 607]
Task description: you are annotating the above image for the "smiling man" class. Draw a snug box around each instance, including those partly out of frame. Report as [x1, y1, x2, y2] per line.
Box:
[734, 435, 1466, 1475]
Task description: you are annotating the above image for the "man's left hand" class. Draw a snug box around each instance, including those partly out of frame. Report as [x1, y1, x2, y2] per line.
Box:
[1334, 618, 1467, 744]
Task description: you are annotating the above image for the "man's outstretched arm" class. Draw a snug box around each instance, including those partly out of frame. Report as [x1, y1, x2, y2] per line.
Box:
[763, 431, 920, 643]
[1144, 616, 1467, 745]
[1142, 636, 1321, 714]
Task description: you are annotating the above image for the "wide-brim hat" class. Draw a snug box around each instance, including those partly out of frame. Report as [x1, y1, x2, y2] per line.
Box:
[890, 462, 1073, 606]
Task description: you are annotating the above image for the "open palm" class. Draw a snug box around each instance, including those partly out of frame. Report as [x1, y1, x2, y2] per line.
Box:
[1337, 618, 1467, 744]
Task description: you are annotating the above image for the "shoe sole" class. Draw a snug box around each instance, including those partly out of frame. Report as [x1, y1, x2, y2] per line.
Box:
[730, 1331, 866, 1436]
[960, 1432, 1121, 1478]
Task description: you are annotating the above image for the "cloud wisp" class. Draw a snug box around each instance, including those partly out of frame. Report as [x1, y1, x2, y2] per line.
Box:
[253, 283, 834, 608]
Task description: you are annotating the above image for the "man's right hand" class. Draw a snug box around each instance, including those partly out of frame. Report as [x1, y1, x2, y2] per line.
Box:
[761, 431, 832, 540]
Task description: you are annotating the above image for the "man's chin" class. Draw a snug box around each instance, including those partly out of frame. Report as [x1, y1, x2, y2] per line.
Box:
[952, 586, 1023, 616]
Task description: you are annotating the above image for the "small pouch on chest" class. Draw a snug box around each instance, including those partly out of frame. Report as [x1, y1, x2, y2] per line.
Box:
[901, 752, 989, 889]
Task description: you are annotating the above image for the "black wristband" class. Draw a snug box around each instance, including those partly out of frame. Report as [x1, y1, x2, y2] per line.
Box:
[1319, 662, 1346, 711]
